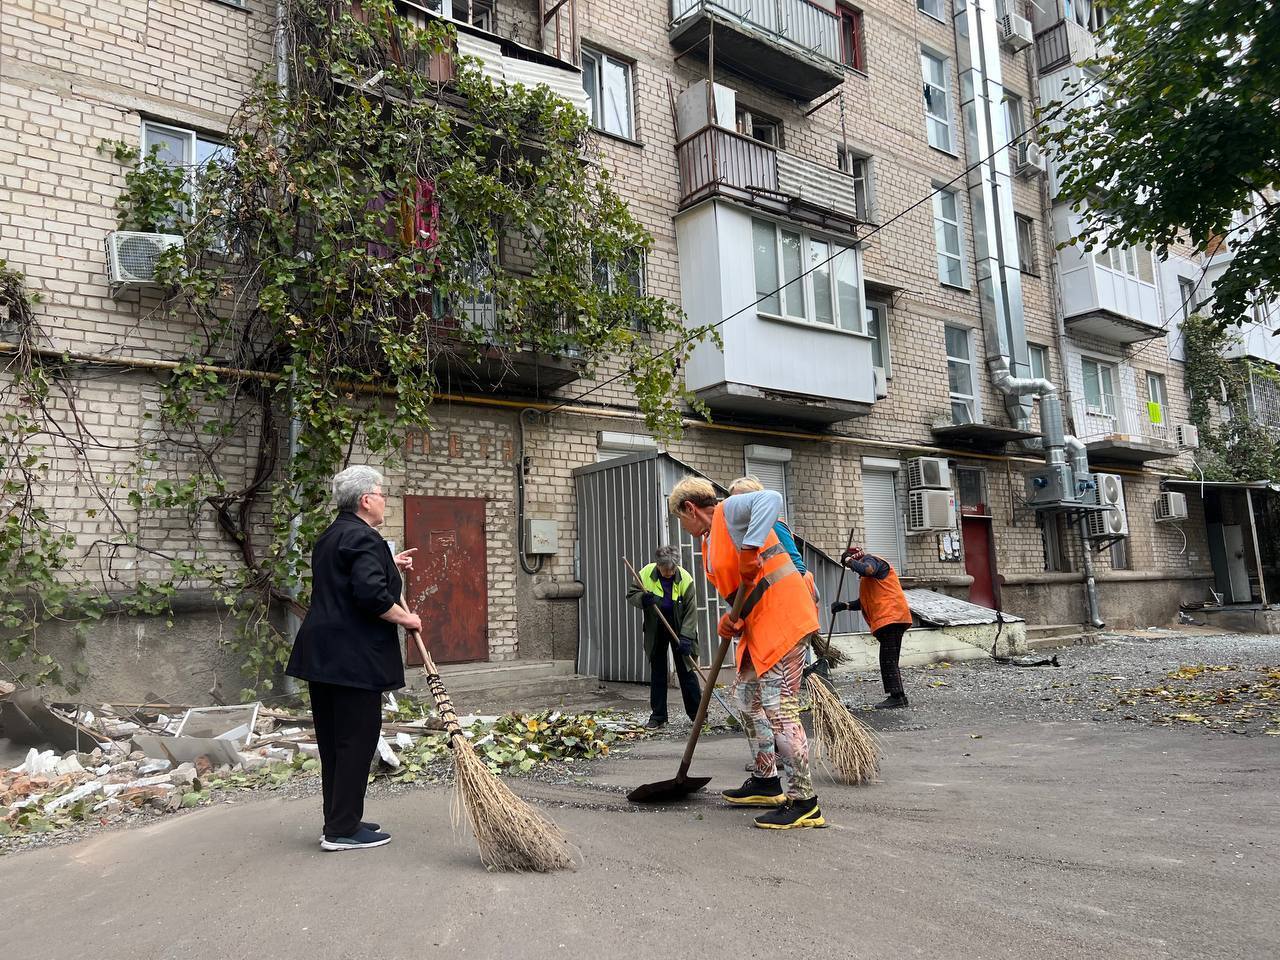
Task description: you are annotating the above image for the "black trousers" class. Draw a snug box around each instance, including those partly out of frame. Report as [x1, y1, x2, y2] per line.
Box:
[874, 622, 909, 696]
[309, 680, 383, 838]
[649, 634, 702, 723]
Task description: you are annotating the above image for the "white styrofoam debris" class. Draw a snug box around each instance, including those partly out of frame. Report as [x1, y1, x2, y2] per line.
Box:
[375, 736, 400, 769]
[13, 749, 58, 777]
[44, 781, 105, 813]
[392, 732, 414, 749]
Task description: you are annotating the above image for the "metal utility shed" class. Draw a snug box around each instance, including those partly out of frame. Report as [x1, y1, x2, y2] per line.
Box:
[573, 451, 850, 682]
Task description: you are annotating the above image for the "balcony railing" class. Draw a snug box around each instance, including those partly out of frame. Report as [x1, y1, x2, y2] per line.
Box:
[675, 124, 861, 226]
[671, 0, 842, 64]
[1034, 18, 1098, 74]
[1070, 395, 1173, 447]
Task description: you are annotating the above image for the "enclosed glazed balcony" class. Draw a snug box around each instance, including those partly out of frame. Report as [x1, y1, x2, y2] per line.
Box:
[675, 199, 876, 424]
[668, 0, 846, 102]
[1053, 206, 1164, 344]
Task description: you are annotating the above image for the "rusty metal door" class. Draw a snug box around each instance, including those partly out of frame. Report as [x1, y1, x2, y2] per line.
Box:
[404, 496, 488, 665]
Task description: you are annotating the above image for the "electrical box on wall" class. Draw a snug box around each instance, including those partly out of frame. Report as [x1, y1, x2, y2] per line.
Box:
[523, 519, 560, 555]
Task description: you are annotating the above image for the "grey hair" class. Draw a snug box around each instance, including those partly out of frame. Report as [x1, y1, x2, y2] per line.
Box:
[333, 465, 385, 512]
[654, 544, 680, 569]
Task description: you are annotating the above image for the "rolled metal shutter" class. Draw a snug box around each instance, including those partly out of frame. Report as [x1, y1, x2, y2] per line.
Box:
[862, 469, 905, 573]
[744, 457, 788, 514]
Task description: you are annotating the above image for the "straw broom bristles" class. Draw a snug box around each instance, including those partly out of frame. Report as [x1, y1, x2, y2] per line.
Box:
[806, 675, 881, 786]
[415, 637, 575, 873]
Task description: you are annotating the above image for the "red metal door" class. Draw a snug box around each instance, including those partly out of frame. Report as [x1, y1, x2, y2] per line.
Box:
[961, 514, 997, 609]
[404, 496, 489, 665]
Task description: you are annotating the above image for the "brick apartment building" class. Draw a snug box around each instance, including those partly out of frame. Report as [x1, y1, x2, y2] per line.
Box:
[2, 0, 1262, 697]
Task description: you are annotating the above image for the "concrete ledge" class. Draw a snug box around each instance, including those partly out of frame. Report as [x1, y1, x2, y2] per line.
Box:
[1197, 607, 1280, 635]
[827, 621, 1026, 671]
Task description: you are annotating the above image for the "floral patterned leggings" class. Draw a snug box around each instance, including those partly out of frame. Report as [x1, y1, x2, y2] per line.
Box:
[734, 637, 815, 801]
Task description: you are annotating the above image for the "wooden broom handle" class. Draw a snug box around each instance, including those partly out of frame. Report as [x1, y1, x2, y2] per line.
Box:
[396, 598, 465, 741]
[676, 584, 747, 778]
[622, 556, 710, 684]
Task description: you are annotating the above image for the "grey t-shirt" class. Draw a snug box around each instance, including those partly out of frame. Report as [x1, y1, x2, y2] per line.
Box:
[720, 490, 785, 549]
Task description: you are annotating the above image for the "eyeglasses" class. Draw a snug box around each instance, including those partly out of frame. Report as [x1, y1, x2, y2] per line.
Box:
[364, 490, 386, 501]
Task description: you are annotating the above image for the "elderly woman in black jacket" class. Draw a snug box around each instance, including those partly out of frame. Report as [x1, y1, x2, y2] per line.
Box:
[286, 465, 420, 852]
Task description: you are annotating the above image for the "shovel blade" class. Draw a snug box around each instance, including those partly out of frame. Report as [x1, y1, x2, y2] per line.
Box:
[626, 775, 712, 804]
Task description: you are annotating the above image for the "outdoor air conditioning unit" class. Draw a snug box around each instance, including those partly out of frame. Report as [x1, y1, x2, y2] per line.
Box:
[1176, 423, 1201, 449]
[1155, 490, 1189, 522]
[106, 231, 183, 289]
[998, 13, 1034, 53]
[908, 489, 956, 533]
[1016, 141, 1046, 175]
[1085, 472, 1129, 539]
[907, 456, 951, 490]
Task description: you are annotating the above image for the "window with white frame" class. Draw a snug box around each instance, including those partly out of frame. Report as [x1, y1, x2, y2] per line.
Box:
[736, 106, 783, 148]
[751, 218, 863, 331]
[1146, 371, 1167, 426]
[917, 0, 945, 21]
[142, 120, 228, 226]
[1095, 244, 1155, 284]
[921, 50, 953, 152]
[945, 324, 976, 424]
[422, 0, 492, 29]
[1029, 342, 1050, 382]
[743, 445, 792, 517]
[1015, 214, 1037, 274]
[1003, 93, 1025, 153]
[866, 300, 890, 375]
[1178, 275, 1199, 316]
[581, 47, 634, 139]
[933, 188, 965, 287]
[592, 249, 646, 328]
[837, 146, 872, 221]
[1081, 356, 1118, 416]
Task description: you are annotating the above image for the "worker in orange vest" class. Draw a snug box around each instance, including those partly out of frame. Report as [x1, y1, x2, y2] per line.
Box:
[830, 545, 913, 709]
[669, 475, 824, 830]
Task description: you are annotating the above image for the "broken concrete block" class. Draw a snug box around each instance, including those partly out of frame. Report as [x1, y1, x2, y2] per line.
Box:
[392, 732, 415, 750]
[92, 798, 124, 816]
[54, 755, 86, 778]
[296, 742, 319, 758]
[261, 745, 294, 762]
[43, 781, 105, 813]
[236, 753, 270, 771]
[170, 763, 197, 787]
[137, 759, 172, 775]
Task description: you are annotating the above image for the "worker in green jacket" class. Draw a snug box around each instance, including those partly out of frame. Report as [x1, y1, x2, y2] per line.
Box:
[626, 544, 702, 729]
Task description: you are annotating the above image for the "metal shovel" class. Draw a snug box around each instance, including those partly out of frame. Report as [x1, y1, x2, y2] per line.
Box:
[627, 586, 745, 803]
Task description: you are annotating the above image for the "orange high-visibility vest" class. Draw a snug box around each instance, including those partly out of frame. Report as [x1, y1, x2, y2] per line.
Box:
[858, 555, 912, 633]
[704, 503, 820, 675]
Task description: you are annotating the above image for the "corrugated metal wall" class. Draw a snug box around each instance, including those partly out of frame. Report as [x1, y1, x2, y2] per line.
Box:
[575, 452, 860, 681]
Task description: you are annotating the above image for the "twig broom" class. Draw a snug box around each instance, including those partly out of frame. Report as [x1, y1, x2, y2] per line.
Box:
[805, 674, 881, 785]
[404, 621, 574, 872]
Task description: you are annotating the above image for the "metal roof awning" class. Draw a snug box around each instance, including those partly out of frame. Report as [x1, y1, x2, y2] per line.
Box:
[1162, 479, 1280, 492]
[930, 422, 1039, 449]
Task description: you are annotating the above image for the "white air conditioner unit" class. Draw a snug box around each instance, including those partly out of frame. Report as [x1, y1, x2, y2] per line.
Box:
[908, 489, 956, 533]
[1085, 472, 1129, 539]
[1155, 490, 1189, 522]
[907, 456, 951, 490]
[873, 367, 889, 400]
[1176, 423, 1200, 449]
[998, 13, 1034, 53]
[1016, 141, 1046, 175]
[106, 231, 183, 289]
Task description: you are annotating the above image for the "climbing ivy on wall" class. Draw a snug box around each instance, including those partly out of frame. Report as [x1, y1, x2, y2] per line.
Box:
[0, 0, 709, 694]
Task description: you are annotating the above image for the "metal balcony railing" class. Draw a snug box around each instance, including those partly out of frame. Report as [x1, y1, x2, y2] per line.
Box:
[676, 125, 778, 207]
[1070, 395, 1173, 446]
[670, 0, 842, 65]
[1034, 20, 1072, 73]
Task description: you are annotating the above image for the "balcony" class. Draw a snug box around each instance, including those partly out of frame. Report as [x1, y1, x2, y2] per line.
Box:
[1034, 19, 1097, 74]
[668, 0, 846, 102]
[676, 124, 862, 235]
[1070, 396, 1179, 464]
[1054, 206, 1164, 344]
[674, 198, 876, 425]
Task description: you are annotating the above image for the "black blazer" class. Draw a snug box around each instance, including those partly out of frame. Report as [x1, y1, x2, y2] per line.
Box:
[286, 511, 406, 692]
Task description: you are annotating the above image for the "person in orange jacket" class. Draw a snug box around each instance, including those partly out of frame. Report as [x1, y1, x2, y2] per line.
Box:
[669, 475, 824, 830]
[830, 545, 913, 709]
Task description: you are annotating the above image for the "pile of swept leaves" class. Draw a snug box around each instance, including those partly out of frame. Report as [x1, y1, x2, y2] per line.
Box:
[1104, 664, 1280, 734]
[389, 710, 647, 783]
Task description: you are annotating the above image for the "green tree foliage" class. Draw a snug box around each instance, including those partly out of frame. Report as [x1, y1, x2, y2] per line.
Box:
[1042, 0, 1280, 332]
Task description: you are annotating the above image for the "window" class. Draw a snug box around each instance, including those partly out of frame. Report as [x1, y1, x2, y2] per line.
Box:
[1109, 537, 1131, 570]
[1042, 513, 1073, 572]
[592, 249, 646, 328]
[1015, 214, 1037, 274]
[142, 120, 228, 226]
[956, 467, 987, 514]
[423, 0, 492, 29]
[1146, 371, 1167, 427]
[932, 188, 965, 287]
[736, 107, 782, 148]
[581, 47, 633, 139]
[838, 5, 865, 71]
[1095, 245, 1155, 284]
[743, 445, 792, 517]
[945, 325, 976, 424]
[921, 50, 953, 152]
[837, 147, 872, 220]
[1029, 343, 1049, 382]
[1081, 357, 1117, 416]
[1178, 276, 1199, 316]
[751, 218, 863, 331]
[1003, 92, 1025, 159]
[866, 300, 890, 375]
[917, 0, 945, 21]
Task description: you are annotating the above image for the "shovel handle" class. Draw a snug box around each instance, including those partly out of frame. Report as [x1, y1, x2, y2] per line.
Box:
[676, 584, 747, 779]
[623, 555, 711, 684]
